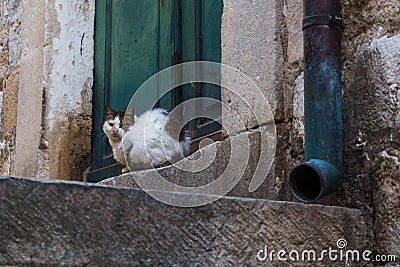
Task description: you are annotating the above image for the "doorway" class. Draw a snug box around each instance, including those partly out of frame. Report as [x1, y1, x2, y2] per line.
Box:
[89, 0, 222, 182]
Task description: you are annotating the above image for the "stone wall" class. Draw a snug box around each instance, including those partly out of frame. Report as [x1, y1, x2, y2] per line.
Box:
[0, 0, 94, 180]
[39, 0, 94, 180]
[0, 0, 399, 262]
[279, 0, 400, 259]
[281, 0, 306, 201]
[340, 0, 400, 258]
[0, 0, 22, 175]
[220, 0, 284, 200]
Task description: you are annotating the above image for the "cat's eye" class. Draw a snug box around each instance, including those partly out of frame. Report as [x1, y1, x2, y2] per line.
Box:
[108, 122, 114, 127]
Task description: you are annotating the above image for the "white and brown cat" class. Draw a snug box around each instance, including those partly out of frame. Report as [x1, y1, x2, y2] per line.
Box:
[103, 105, 190, 173]
[103, 105, 130, 173]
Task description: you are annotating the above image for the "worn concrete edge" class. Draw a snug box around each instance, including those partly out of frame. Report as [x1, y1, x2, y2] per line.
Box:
[0, 175, 371, 266]
[100, 125, 277, 198]
[0, 175, 365, 215]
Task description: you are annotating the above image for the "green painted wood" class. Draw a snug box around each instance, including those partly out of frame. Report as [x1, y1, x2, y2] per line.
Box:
[158, 0, 174, 110]
[90, 0, 222, 182]
[90, 0, 107, 177]
[181, 0, 198, 135]
[198, 0, 223, 137]
[90, 0, 162, 181]
[110, 0, 160, 111]
[181, 0, 222, 137]
[87, 163, 124, 183]
[170, 0, 183, 110]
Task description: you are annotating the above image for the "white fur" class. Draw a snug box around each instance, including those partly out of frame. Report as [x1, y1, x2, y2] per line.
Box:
[103, 115, 126, 167]
[122, 108, 190, 171]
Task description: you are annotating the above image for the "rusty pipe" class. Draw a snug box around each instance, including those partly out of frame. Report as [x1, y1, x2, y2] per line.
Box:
[289, 0, 344, 202]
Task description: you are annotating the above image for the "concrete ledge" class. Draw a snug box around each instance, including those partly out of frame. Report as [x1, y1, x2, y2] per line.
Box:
[0, 176, 370, 266]
[101, 127, 279, 200]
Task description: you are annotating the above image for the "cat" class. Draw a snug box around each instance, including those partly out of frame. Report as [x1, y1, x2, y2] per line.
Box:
[103, 105, 191, 173]
[103, 105, 130, 173]
[121, 108, 191, 171]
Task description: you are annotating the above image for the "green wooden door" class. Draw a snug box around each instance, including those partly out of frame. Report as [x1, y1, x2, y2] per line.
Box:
[182, 0, 223, 137]
[89, 0, 222, 182]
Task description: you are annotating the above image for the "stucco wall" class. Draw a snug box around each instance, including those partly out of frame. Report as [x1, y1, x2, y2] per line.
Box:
[0, 0, 94, 180]
[40, 0, 94, 180]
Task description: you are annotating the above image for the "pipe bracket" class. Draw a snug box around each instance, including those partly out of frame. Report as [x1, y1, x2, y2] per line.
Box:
[302, 15, 346, 30]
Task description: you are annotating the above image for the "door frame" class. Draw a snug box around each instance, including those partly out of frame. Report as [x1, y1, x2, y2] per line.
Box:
[88, 0, 222, 182]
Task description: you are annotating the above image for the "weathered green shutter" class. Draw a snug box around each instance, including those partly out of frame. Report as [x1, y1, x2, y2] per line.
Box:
[181, 0, 223, 137]
[89, 0, 222, 182]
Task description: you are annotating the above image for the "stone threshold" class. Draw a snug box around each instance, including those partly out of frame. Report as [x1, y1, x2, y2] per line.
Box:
[0, 175, 370, 266]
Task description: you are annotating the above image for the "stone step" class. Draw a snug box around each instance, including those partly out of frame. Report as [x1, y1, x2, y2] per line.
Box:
[100, 127, 282, 200]
[0, 176, 370, 266]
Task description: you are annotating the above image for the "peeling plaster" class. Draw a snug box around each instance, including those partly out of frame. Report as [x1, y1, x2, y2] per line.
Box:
[44, 0, 94, 131]
[2, 0, 22, 25]
[2, 0, 22, 70]
[293, 72, 304, 139]
[39, 0, 94, 180]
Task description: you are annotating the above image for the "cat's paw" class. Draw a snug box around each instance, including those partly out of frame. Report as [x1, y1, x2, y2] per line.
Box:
[122, 166, 129, 173]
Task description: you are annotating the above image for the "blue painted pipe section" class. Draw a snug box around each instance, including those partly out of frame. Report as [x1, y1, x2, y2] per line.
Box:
[290, 159, 343, 202]
[289, 0, 344, 202]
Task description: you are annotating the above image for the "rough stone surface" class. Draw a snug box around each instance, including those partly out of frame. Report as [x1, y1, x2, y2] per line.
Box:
[0, 132, 13, 175]
[39, 0, 94, 180]
[0, 0, 22, 176]
[0, 91, 2, 132]
[101, 126, 282, 200]
[285, 0, 303, 64]
[0, 176, 369, 266]
[341, 0, 400, 261]
[351, 35, 400, 132]
[1, 0, 22, 70]
[13, 0, 46, 177]
[343, 34, 400, 259]
[1, 0, 94, 180]
[374, 150, 400, 257]
[280, 0, 306, 192]
[221, 0, 284, 131]
[292, 72, 304, 140]
[2, 72, 18, 132]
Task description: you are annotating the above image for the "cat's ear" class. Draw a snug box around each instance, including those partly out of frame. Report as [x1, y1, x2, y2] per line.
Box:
[105, 105, 115, 116]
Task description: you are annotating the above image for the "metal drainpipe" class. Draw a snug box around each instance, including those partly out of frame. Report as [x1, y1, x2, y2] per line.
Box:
[289, 0, 345, 202]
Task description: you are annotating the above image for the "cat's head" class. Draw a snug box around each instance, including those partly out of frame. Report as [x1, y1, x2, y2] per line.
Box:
[103, 105, 126, 141]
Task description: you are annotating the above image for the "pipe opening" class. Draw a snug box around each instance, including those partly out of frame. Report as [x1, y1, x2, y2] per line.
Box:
[289, 164, 322, 202]
[289, 159, 343, 202]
